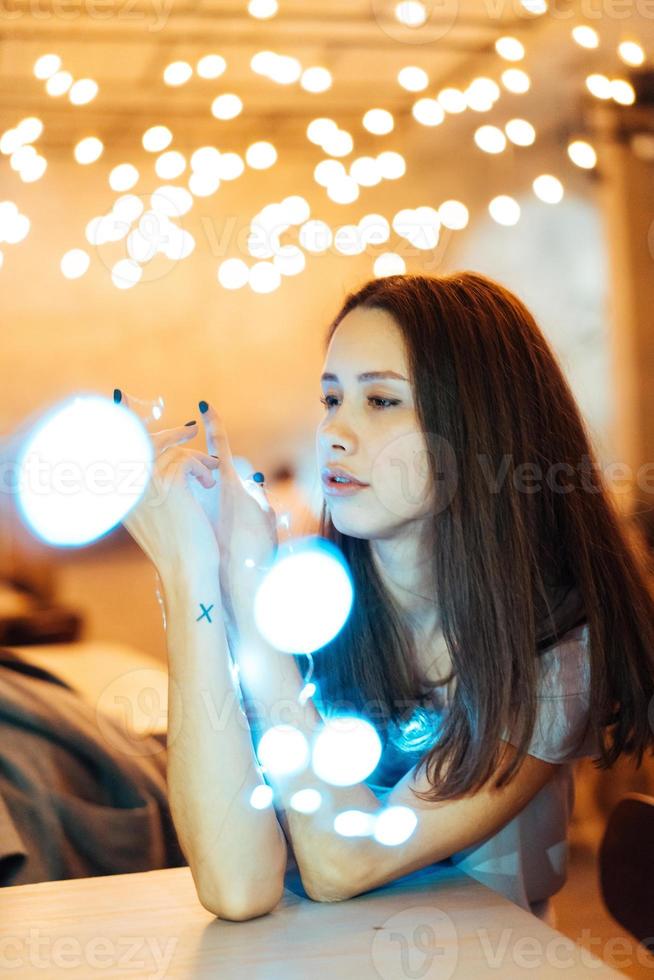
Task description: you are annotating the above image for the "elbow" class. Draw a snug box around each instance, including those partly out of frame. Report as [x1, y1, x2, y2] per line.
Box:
[301, 867, 357, 904]
[198, 875, 285, 921]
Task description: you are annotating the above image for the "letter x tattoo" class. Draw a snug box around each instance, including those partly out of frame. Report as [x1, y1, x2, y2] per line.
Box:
[196, 603, 214, 623]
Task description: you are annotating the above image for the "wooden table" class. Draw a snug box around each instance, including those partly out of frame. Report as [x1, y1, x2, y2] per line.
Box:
[0, 863, 624, 978]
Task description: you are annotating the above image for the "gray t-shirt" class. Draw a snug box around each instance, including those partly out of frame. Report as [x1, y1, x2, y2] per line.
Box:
[314, 621, 599, 919]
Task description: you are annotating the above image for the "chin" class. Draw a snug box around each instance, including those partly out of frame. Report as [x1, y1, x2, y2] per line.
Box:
[327, 500, 402, 540]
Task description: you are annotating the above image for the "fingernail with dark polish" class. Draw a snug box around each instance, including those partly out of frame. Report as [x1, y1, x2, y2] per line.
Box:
[185, 420, 197, 427]
[199, 400, 209, 414]
[113, 388, 122, 404]
[253, 472, 265, 484]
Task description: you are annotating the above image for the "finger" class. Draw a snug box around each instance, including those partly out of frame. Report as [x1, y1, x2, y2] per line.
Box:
[194, 451, 221, 469]
[153, 421, 200, 453]
[246, 471, 272, 513]
[197, 401, 236, 476]
[185, 456, 217, 489]
[113, 388, 156, 428]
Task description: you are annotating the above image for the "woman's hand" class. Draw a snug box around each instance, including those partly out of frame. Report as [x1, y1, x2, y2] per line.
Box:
[196, 400, 279, 638]
[117, 391, 221, 577]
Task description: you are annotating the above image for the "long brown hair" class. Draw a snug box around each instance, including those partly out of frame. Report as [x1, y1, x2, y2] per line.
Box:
[315, 271, 654, 803]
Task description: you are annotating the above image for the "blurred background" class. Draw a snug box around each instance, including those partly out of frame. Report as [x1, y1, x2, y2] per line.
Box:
[0, 0, 653, 964]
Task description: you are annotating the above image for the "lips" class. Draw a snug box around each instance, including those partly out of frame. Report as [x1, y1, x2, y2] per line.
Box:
[321, 466, 369, 487]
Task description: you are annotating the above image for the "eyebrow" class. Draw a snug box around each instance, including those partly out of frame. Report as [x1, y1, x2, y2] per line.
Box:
[320, 370, 409, 383]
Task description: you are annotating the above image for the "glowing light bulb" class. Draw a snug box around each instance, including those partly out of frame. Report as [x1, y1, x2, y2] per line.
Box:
[301, 67, 332, 93]
[253, 537, 354, 653]
[142, 126, 172, 153]
[74, 137, 103, 164]
[163, 61, 192, 86]
[60, 248, 90, 279]
[567, 139, 596, 169]
[363, 109, 394, 135]
[69, 79, 98, 105]
[617, 40, 644, 66]
[196, 54, 227, 78]
[46, 70, 73, 97]
[572, 25, 599, 48]
[532, 174, 564, 203]
[495, 36, 525, 60]
[34, 53, 61, 80]
[16, 395, 152, 546]
[246, 141, 278, 169]
[412, 98, 445, 126]
[397, 66, 429, 92]
[395, 1, 427, 27]
[211, 94, 243, 120]
[488, 195, 520, 225]
[374, 252, 406, 277]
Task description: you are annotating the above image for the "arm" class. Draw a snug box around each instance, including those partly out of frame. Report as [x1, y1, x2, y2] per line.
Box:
[159, 559, 288, 920]
[230, 616, 559, 903]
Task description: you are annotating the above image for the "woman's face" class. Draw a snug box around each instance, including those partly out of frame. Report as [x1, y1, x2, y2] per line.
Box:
[316, 305, 434, 540]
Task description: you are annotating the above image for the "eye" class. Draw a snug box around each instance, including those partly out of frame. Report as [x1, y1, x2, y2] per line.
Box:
[368, 397, 401, 410]
[319, 395, 401, 410]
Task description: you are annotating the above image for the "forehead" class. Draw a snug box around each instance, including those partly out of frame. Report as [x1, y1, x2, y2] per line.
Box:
[324, 306, 408, 373]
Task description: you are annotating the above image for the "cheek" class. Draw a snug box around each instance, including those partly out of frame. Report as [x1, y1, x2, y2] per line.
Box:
[369, 429, 433, 519]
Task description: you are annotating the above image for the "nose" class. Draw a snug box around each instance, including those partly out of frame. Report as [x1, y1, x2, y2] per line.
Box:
[317, 415, 357, 457]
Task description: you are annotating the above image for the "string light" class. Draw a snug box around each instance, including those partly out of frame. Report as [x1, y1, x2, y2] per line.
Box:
[438, 200, 469, 229]
[74, 137, 103, 165]
[163, 61, 192, 87]
[412, 98, 445, 126]
[246, 141, 278, 169]
[60, 248, 90, 279]
[33, 54, 61, 79]
[301, 67, 332, 93]
[109, 164, 139, 192]
[211, 94, 243, 120]
[474, 125, 507, 153]
[437, 87, 467, 113]
[495, 37, 525, 61]
[363, 109, 394, 135]
[532, 174, 564, 203]
[69, 79, 98, 105]
[567, 139, 597, 169]
[617, 40, 644, 66]
[196, 54, 227, 79]
[395, 1, 427, 27]
[586, 74, 612, 99]
[489, 195, 520, 225]
[505, 118, 536, 146]
[501, 68, 530, 93]
[572, 25, 599, 49]
[397, 66, 429, 92]
[142, 126, 172, 153]
[610, 79, 635, 105]
[248, 0, 278, 18]
[46, 71, 73, 97]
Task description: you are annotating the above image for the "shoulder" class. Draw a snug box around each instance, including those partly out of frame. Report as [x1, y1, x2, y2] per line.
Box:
[535, 622, 590, 699]
[503, 623, 599, 764]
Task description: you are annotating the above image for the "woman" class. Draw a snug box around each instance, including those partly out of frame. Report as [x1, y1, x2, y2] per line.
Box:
[120, 271, 654, 925]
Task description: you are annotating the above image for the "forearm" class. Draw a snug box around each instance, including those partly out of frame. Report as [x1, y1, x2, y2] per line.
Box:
[232, 612, 384, 901]
[158, 562, 287, 917]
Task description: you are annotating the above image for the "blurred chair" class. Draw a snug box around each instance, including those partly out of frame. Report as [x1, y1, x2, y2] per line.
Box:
[598, 792, 654, 951]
